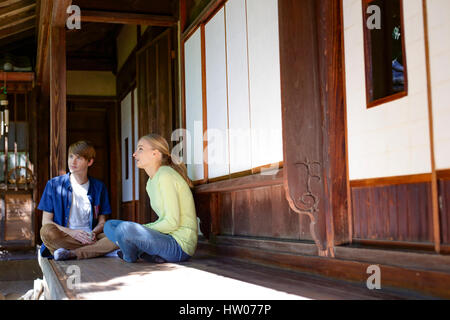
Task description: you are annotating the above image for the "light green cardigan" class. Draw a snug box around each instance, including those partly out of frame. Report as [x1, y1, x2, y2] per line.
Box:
[143, 166, 198, 256]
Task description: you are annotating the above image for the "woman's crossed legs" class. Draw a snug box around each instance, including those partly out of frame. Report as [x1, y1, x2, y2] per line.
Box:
[104, 220, 190, 263]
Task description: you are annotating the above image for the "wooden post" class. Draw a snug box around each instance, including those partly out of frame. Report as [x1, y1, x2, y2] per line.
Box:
[50, 26, 67, 178]
[422, 0, 441, 253]
[278, 0, 348, 257]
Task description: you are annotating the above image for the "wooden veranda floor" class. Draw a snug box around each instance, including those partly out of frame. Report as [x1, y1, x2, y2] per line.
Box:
[38, 249, 428, 300]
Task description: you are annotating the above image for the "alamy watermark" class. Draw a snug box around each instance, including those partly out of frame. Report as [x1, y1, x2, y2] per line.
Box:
[66, 5, 81, 30]
[366, 265, 381, 290]
[66, 265, 81, 291]
[170, 125, 283, 175]
[366, 5, 382, 30]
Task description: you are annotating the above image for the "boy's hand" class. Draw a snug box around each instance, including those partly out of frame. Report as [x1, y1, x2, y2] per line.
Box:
[68, 229, 96, 245]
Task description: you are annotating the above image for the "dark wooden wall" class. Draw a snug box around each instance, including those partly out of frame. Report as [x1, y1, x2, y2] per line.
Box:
[66, 96, 120, 220]
[438, 173, 450, 245]
[194, 171, 313, 241]
[352, 182, 434, 243]
[112, 26, 180, 224]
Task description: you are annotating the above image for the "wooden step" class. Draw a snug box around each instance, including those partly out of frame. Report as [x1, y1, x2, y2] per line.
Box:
[199, 236, 450, 299]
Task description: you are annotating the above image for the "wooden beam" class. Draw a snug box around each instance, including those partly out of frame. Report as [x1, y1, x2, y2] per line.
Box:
[36, 0, 52, 86]
[0, 71, 34, 82]
[80, 10, 177, 26]
[51, 0, 72, 27]
[50, 26, 67, 178]
[0, 0, 23, 7]
[279, 0, 348, 257]
[0, 11, 35, 31]
[0, 17, 34, 39]
[0, 0, 35, 18]
[422, 0, 441, 253]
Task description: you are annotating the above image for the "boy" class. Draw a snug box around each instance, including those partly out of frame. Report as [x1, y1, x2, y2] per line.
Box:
[38, 141, 118, 260]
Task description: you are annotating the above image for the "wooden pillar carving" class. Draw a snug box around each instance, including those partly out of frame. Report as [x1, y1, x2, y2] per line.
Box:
[279, 0, 348, 257]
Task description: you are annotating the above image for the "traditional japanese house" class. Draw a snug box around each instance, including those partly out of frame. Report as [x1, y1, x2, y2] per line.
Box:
[0, 0, 449, 299]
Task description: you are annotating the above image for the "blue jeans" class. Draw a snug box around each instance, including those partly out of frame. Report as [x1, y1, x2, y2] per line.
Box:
[104, 220, 191, 263]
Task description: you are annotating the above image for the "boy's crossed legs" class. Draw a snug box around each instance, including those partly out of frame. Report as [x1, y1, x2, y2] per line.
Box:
[40, 224, 118, 260]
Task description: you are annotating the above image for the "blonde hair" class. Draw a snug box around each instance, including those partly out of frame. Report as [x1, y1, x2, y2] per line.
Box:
[68, 141, 96, 161]
[140, 134, 193, 188]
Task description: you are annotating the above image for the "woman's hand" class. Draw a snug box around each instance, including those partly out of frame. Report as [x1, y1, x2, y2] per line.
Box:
[68, 229, 96, 245]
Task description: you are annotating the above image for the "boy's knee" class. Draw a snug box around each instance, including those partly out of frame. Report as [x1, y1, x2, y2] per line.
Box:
[40, 224, 61, 243]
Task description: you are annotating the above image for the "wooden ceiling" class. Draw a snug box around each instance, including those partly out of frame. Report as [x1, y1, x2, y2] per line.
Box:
[66, 0, 178, 72]
[0, 0, 37, 50]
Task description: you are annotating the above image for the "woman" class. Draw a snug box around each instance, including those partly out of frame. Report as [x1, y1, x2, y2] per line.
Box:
[104, 134, 197, 263]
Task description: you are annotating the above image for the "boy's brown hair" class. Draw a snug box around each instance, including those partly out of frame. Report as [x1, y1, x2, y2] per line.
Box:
[68, 141, 96, 161]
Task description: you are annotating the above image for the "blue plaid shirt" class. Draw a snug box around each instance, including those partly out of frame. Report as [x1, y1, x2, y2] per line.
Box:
[37, 173, 112, 257]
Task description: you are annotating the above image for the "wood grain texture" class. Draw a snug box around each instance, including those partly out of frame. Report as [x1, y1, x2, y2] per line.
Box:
[278, 0, 348, 256]
[51, 0, 71, 27]
[193, 173, 312, 241]
[49, 26, 67, 178]
[439, 179, 450, 244]
[197, 241, 450, 299]
[135, 29, 175, 225]
[45, 252, 423, 300]
[66, 96, 119, 220]
[80, 10, 176, 26]
[352, 182, 434, 243]
[350, 173, 432, 188]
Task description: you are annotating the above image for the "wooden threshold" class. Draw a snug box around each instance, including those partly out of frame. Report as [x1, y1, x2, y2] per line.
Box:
[202, 236, 450, 299]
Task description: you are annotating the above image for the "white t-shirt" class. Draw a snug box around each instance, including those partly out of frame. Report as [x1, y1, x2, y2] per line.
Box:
[67, 174, 92, 233]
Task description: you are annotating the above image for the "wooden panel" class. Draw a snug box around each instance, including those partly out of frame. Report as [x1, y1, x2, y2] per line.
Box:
[232, 189, 251, 237]
[66, 96, 119, 221]
[193, 192, 212, 239]
[439, 178, 450, 244]
[218, 192, 233, 235]
[120, 201, 136, 222]
[156, 30, 173, 142]
[4, 193, 32, 241]
[352, 182, 434, 243]
[248, 186, 273, 238]
[193, 170, 313, 241]
[271, 185, 301, 240]
[135, 29, 175, 225]
[67, 110, 109, 189]
[116, 48, 136, 99]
